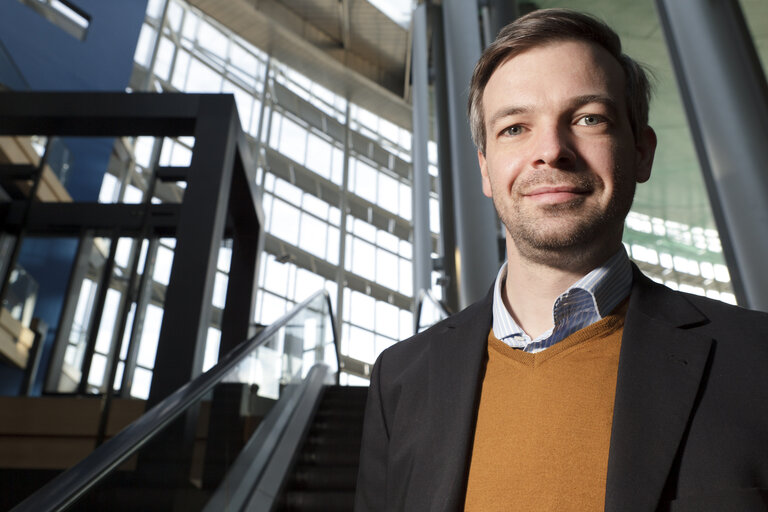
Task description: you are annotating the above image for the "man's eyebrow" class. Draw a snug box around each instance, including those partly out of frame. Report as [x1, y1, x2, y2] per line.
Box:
[487, 105, 531, 127]
[569, 94, 619, 112]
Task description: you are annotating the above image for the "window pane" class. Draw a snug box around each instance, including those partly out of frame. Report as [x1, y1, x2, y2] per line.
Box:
[430, 197, 441, 233]
[354, 160, 377, 203]
[229, 43, 258, 88]
[134, 24, 156, 67]
[153, 245, 174, 285]
[197, 20, 228, 59]
[399, 258, 413, 296]
[302, 193, 329, 220]
[326, 226, 340, 264]
[376, 249, 398, 291]
[269, 198, 300, 245]
[260, 292, 287, 325]
[295, 268, 325, 302]
[378, 172, 399, 213]
[352, 218, 377, 243]
[352, 238, 376, 281]
[375, 301, 400, 340]
[349, 290, 375, 330]
[274, 178, 303, 206]
[305, 133, 332, 179]
[137, 304, 163, 368]
[399, 183, 412, 220]
[331, 147, 344, 185]
[349, 326, 375, 364]
[94, 288, 121, 354]
[264, 255, 290, 296]
[278, 116, 307, 164]
[377, 230, 399, 253]
[203, 328, 221, 372]
[131, 367, 153, 399]
[171, 49, 190, 89]
[222, 80, 254, 132]
[87, 353, 107, 388]
[154, 37, 175, 81]
[212, 272, 228, 309]
[299, 214, 327, 259]
[186, 58, 222, 92]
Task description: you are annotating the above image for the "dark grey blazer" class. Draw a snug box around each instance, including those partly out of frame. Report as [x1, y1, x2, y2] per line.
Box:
[355, 268, 768, 511]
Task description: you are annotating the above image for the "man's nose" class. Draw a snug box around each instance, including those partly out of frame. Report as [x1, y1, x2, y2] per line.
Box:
[531, 125, 576, 170]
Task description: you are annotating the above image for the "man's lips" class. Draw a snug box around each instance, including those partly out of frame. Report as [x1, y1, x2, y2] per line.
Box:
[523, 186, 590, 202]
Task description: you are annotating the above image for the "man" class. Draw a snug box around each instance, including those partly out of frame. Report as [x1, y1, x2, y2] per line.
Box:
[355, 8, 768, 512]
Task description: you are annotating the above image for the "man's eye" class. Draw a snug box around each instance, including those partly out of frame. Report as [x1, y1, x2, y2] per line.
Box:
[576, 115, 605, 126]
[503, 125, 523, 136]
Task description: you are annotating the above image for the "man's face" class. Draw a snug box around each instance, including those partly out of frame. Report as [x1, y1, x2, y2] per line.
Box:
[478, 40, 656, 268]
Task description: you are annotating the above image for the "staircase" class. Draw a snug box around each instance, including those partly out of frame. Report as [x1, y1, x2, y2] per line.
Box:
[278, 385, 368, 511]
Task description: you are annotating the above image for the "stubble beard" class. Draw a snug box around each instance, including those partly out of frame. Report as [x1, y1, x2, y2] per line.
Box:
[493, 169, 635, 270]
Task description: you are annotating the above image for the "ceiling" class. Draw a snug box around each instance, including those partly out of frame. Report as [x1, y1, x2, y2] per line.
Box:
[187, 0, 768, 231]
[187, 0, 412, 128]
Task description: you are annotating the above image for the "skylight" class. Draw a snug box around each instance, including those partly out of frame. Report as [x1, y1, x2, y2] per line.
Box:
[367, 0, 412, 28]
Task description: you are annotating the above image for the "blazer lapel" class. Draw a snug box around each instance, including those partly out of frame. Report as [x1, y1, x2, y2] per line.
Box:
[423, 289, 492, 511]
[605, 270, 713, 512]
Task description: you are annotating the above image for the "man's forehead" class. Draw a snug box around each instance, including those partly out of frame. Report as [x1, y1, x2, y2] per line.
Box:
[483, 40, 627, 111]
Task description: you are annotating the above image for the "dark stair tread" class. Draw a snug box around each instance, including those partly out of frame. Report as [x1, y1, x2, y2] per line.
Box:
[279, 490, 355, 512]
[288, 465, 359, 490]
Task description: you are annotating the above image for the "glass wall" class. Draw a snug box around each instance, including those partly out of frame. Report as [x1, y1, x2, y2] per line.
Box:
[120, 0, 429, 384]
[116, 0, 739, 389]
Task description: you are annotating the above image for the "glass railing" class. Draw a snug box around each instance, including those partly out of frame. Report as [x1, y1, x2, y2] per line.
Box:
[12, 290, 339, 512]
[415, 288, 451, 333]
[0, 38, 30, 91]
[2, 264, 39, 328]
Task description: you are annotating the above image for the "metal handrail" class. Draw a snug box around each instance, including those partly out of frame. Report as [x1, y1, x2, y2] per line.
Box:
[12, 289, 340, 512]
[415, 288, 452, 333]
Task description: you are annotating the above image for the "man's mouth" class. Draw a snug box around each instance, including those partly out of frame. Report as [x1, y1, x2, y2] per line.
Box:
[523, 186, 590, 203]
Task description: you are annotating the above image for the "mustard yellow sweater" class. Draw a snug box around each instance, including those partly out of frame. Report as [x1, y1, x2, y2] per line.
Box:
[464, 302, 627, 511]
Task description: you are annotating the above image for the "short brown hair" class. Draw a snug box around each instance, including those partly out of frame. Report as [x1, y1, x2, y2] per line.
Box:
[468, 8, 651, 153]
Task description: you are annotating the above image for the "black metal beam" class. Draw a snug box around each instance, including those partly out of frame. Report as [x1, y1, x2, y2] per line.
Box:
[0, 92, 200, 136]
[0, 202, 180, 237]
[219, 137, 263, 357]
[155, 166, 190, 182]
[0, 164, 37, 180]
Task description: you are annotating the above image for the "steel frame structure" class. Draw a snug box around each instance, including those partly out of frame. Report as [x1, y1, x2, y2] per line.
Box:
[0, 91, 264, 405]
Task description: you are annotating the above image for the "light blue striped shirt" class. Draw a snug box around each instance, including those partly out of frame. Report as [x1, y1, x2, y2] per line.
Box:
[492, 249, 633, 353]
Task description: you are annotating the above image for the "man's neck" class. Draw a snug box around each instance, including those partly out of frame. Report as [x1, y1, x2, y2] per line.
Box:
[502, 242, 619, 339]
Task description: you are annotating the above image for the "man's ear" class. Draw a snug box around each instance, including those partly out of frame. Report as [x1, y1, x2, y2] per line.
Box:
[478, 149, 493, 198]
[635, 126, 656, 183]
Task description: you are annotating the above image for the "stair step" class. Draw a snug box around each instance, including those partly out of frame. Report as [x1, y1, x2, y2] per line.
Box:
[289, 465, 358, 490]
[279, 490, 355, 512]
[298, 445, 361, 466]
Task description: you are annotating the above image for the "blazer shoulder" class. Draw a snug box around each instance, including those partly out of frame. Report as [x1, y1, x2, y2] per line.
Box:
[642, 279, 768, 363]
[685, 291, 768, 322]
[634, 268, 768, 335]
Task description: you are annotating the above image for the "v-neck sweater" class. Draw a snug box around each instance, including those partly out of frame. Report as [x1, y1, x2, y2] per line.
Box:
[464, 301, 628, 511]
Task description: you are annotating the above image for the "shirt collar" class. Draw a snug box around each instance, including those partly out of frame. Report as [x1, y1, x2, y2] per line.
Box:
[492, 249, 633, 352]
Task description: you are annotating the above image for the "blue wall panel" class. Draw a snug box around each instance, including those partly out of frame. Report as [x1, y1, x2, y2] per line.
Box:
[0, 0, 149, 395]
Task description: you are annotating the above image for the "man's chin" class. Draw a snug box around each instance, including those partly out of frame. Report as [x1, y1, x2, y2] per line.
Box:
[512, 236, 607, 270]
[517, 220, 598, 247]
